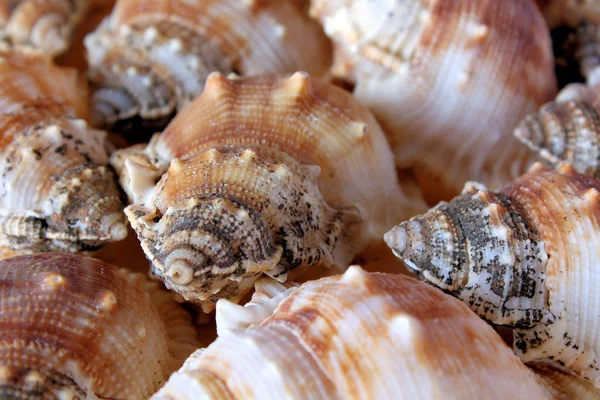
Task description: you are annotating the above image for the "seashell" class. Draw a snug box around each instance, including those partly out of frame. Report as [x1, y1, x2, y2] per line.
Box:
[152, 266, 550, 399]
[111, 72, 427, 310]
[385, 163, 600, 385]
[535, 0, 600, 28]
[576, 21, 600, 85]
[0, 51, 127, 253]
[0, 0, 88, 56]
[84, 0, 332, 130]
[0, 252, 198, 399]
[311, 0, 557, 195]
[514, 81, 600, 177]
[531, 363, 600, 399]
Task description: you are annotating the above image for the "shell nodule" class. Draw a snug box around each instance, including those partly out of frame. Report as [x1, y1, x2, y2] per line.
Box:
[386, 163, 600, 386]
[113, 73, 426, 310]
[0, 252, 198, 399]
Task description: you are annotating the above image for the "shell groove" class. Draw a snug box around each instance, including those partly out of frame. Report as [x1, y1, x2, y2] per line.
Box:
[0, 51, 127, 253]
[0, 252, 198, 399]
[311, 0, 557, 195]
[112, 72, 427, 310]
[0, 0, 88, 56]
[84, 0, 332, 130]
[152, 267, 550, 400]
[385, 163, 600, 385]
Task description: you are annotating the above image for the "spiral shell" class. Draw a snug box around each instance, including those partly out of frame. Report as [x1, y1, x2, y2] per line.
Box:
[514, 81, 600, 178]
[84, 0, 332, 130]
[531, 363, 600, 399]
[0, 0, 88, 56]
[112, 72, 427, 310]
[0, 252, 198, 399]
[0, 51, 127, 253]
[152, 267, 549, 399]
[311, 0, 557, 195]
[385, 163, 600, 385]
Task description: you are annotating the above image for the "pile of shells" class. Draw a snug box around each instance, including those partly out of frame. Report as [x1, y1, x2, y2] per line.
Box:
[2, 0, 600, 398]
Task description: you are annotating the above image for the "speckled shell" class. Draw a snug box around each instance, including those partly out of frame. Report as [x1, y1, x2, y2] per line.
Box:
[385, 163, 600, 385]
[0, 0, 88, 56]
[0, 253, 198, 399]
[0, 52, 127, 253]
[152, 267, 550, 400]
[311, 0, 557, 195]
[515, 81, 600, 178]
[84, 0, 332, 129]
[111, 72, 427, 310]
[531, 363, 600, 399]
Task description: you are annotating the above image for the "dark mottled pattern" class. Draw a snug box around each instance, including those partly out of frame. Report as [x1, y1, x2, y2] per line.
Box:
[0, 368, 86, 400]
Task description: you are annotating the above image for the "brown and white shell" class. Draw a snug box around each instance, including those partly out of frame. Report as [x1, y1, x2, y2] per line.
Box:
[311, 0, 557, 196]
[152, 266, 550, 399]
[0, 0, 88, 56]
[514, 81, 600, 178]
[0, 51, 127, 253]
[385, 163, 600, 386]
[0, 252, 198, 399]
[84, 0, 332, 130]
[111, 72, 427, 310]
[531, 363, 600, 399]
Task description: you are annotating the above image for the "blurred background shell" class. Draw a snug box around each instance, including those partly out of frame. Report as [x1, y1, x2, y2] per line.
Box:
[385, 163, 600, 387]
[0, 252, 198, 399]
[112, 72, 427, 310]
[152, 267, 550, 400]
[311, 0, 557, 200]
[0, 51, 127, 253]
[84, 0, 332, 131]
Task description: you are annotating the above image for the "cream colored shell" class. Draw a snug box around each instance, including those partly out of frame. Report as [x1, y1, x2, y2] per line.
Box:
[112, 72, 427, 310]
[385, 163, 600, 386]
[531, 363, 600, 399]
[0, 252, 198, 399]
[311, 0, 557, 195]
[152, 267, 550, 399]
[85, 0, 332, 129]
[0, 51, 127, 253]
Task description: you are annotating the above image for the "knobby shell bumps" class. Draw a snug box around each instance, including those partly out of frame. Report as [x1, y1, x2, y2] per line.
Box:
[85, 0, 332, 130]
[112, 72, 427, 310]
[385, 163, 600, 386]
[0, 51, 127, 253]
[0, 253, 198, 399]
[0, 0, 88, 56]
[311, 0, 557, 194]
[152, 267, 549, 400]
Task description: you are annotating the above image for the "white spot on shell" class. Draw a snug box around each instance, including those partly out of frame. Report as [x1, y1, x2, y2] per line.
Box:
[57, 388, 77, 400]
[461, 181, 487, 195]
[24, 371, 44, 386]
[144, 27, 158, 42]
[347, 122, 367, 140]
[0, 366, 13, 381]
[97, 290, 117, 312]
[136, 324, 147, 339]
[40, 272, 66, 291]
[340, 265, 367, 288]
[166, 260, 194, 285]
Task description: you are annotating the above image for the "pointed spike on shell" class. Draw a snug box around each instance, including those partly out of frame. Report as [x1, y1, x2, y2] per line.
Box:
[204, 72, 231, 95]
[282, 71, 312, 97]
[556, 162, 578, 177]
[583, 187, 600, 204]
[461, 181, 488, 195]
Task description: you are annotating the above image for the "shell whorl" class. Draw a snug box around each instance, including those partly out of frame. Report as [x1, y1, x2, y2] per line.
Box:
[84, 0, 332, 129]
[152, 267, 549, 399]
[125, 145, 359, 311]
[385, 163, 600, 385]
[0, 253, 198, 399]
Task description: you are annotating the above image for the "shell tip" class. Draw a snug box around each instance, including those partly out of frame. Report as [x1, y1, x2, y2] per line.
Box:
[528, 162, 548, 174]
[341, 265, 368, 287]
[556, 162, 577, 177]
[461, 181, 487, 195]
[204, 72, 229, 94]
[583, 187, 600, 204]
[110, 221, 128, 241]
[284, 72, 311, 97]
[165, 260, 195, 286]
[384, 226, 407, 257]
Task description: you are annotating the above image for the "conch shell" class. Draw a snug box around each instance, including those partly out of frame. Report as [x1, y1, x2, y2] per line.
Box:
[311, 0, 557, 195]
[531, 363, 600, 399]
[112, 72, 427, 310]
[0, 252, 198, 399]
[84, 0, 332, 129]
[152, 267, 550, 399]
[515, 81, 600, 177]
[0, 51, 127, 253]
[0, 0, 88, 56]
[385, 163, 600, 386]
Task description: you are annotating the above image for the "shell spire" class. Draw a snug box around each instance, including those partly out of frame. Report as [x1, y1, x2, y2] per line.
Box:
[112, 73, 427, 310]
[84, 0, 332, 130]
[152, 267, 551, 399]
[385, 163, 600, 386]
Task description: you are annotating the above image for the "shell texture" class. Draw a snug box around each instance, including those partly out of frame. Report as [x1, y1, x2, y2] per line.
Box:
[576, 21, 600, 83]
[152, 267, 550, 400]
[0, 0, 88, 56]
[84, 0, 332, 129]
[311, 0, 557, 195]
[111, 72, 427, 310]
[531, 363, 600, 399]
[385, 163, 600, 385]
[0, 51, 127, 253]
[0, 252, 198, 399]
[514, 81, 600, 177]
[536, 0, 600, 27]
